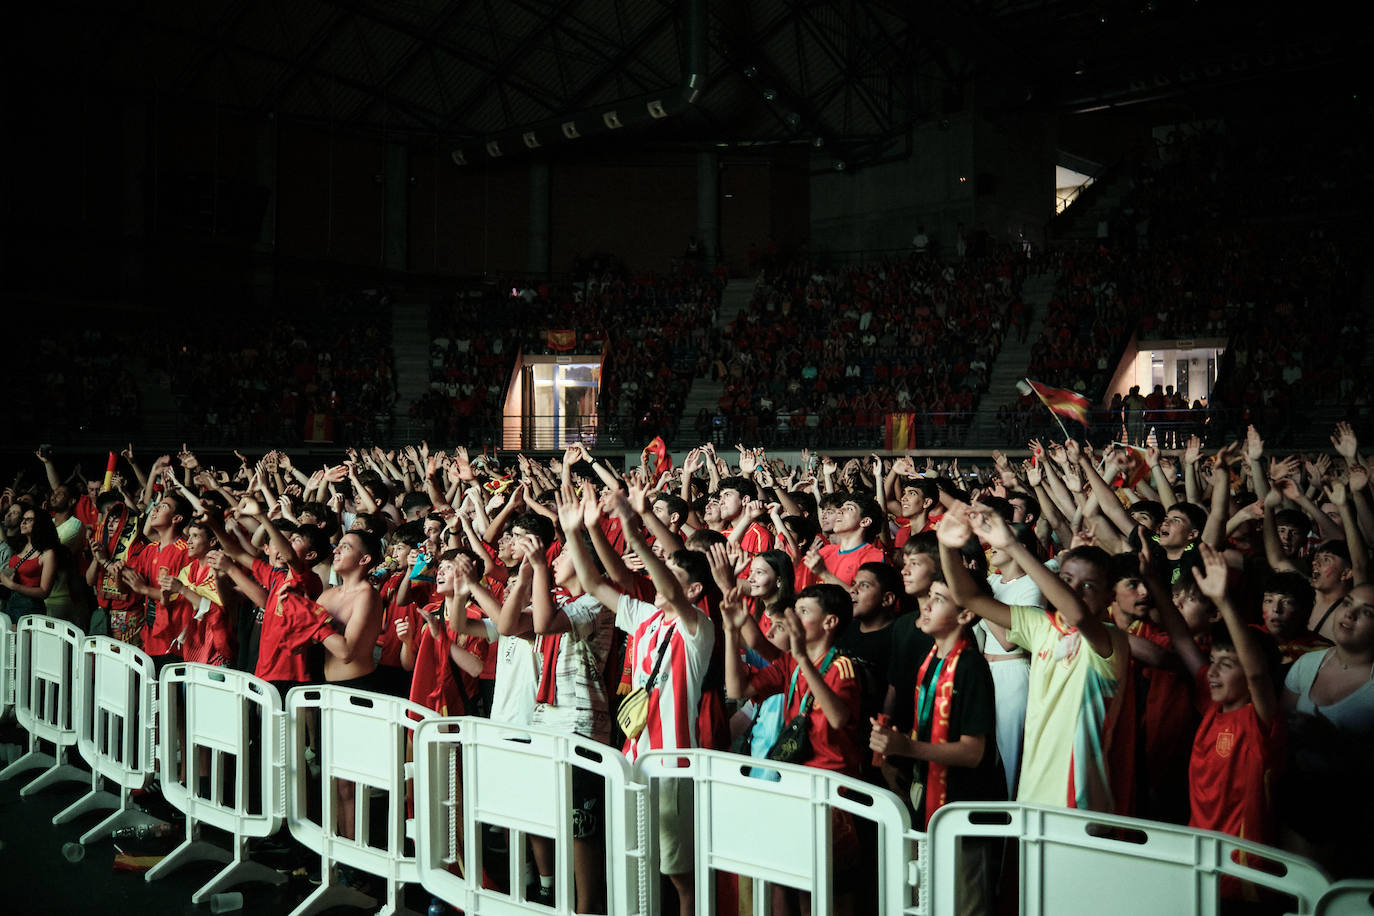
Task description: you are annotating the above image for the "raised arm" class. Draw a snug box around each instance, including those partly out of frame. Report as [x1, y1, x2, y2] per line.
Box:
[208, 549, 268, 608]
[1244, 425, 1270, 504]
[555, 488, 625, 612]
[1076, 443, 1133, 536]
[935, 503, 1012, 630]
[1327, 480, 1369, 587]
[972, 501, 1112, 658]
[1194, 542, 1276, 724]
[613, 486, 703, 636]
[1201, 443, 1238, 548]
[240, 496, 307, 575]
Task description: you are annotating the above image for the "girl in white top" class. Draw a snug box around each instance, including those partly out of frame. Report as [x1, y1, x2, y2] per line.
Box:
[1283, 583, 1374, 735]
[979, 522, 1043, 798]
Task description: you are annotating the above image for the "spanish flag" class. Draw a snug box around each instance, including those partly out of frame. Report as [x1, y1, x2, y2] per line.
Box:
[547, 329, 576, 351]
[885, 412, 916, 450]
[1024, 379, 1090, 428]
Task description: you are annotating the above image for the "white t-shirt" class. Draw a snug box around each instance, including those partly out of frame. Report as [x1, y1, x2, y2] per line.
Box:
[530, 594, 615, 743]
[977, 572, 1042, 655]
[615, 595, 714, 762]
[489, 634, 538, 727]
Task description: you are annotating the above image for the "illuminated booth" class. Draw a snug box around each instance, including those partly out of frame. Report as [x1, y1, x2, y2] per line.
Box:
[501, 349, 604, 451]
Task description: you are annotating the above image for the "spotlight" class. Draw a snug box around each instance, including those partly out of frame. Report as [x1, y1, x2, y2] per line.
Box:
[743, 65, 759, 78]
[784, 111, 801, 129]
[647, 99, 668, 119]
[485, 140, 502, 158]
[562, 121, 580, 139]
[763, 88, 777, 101]
[811, 136, 824, 148]
[522, 131, 540, 149]
[451, 150, 466, 166]
[602, 111, 623, 129]
[832, 159, 846, 172]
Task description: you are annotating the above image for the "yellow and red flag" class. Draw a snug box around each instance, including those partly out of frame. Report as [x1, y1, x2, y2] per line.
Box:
[1024, 380, 1089, 428]
[547, 329, 576, 352]
[885, 412, 916, 451]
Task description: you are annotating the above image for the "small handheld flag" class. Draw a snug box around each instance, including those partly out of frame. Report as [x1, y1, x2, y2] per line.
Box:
[1020, 379, 1090, 429]
[102, 452, 118, 493]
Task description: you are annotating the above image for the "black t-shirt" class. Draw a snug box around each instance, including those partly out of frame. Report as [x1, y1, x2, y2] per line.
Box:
[885, 612, 934, 714]
[836, 616, 897, 721]
[889, 627, 1006, 826]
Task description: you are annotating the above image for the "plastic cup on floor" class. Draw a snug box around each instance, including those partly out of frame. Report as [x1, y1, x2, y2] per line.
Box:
[209, 892, 243, 913]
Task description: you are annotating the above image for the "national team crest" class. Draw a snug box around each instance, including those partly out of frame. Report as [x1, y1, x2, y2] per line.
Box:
[1215, 728, 1235, 758]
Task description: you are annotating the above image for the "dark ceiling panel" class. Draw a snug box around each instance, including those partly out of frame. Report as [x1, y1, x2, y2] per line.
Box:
[16, 0, 1363, 150]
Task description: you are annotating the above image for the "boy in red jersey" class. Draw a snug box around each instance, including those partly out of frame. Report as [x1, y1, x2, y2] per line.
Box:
[725, 582, 863, 915]
[717, 477, 771, 555]
[161, 520, 231, 666]
[119, 491, 191, 667]
[205, 496, 328, 695]
[1155, 542, 1282, 850]
[804, 496, 886, 587]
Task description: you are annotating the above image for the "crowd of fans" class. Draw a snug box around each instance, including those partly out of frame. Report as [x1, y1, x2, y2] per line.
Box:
[1005, 122, 1368, 448]
[6, 412, 1370, 911]
[12, 327, 143, 442]
[708, 247, 1031, 449]
[159, 289, 398, 446]
[413, 260, 723, 447]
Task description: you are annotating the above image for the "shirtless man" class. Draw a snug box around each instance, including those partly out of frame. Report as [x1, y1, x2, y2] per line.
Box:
[313, 529, 384, 844]
[315, 530, 385, 688]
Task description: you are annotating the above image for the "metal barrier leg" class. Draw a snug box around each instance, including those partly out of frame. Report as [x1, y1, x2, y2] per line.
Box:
[188, 836, 289, 904]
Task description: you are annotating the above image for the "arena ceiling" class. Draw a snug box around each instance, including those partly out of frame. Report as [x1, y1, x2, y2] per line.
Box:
[27, 1, 1361, 162]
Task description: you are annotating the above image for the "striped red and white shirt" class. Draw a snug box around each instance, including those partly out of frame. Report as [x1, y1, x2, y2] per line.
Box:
[616, 595, 715, 763]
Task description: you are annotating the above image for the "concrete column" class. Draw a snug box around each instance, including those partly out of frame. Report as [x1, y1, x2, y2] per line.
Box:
[528, 159, 550, 276]
[384, 142, 408, 270]
[696, 150, 718, 267]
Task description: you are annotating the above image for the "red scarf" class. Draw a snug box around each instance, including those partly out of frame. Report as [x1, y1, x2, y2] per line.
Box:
[913, 637, 968, 825]
[535, 587, 573, 705]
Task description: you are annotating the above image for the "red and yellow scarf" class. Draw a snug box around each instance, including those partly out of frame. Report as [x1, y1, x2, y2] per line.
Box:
[913, 637, 968, 825]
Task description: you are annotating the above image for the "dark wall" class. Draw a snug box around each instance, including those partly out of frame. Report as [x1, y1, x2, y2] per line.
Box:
[549, 155, 697, 273]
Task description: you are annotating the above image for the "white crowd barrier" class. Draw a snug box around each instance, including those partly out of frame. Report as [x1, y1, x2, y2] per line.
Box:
[1315, 880, 1374, 915]
[927, 803, 1332, 915]
[413, 717, 647, 915]
[3, 646, 1361, 916]
[635, 749, 926, 916]
[0, 616, 14, 720]
[54, 637, 163, 844]
[144, 663, 289, 904]
[285, 685, 435, 916]
[0, 615, 88, 796]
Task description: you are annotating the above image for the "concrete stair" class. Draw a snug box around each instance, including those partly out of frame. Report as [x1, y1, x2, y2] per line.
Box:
[967, 272, 1059, 445]
[673, 276, 757, 444]
[391, 302, 432, 442]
